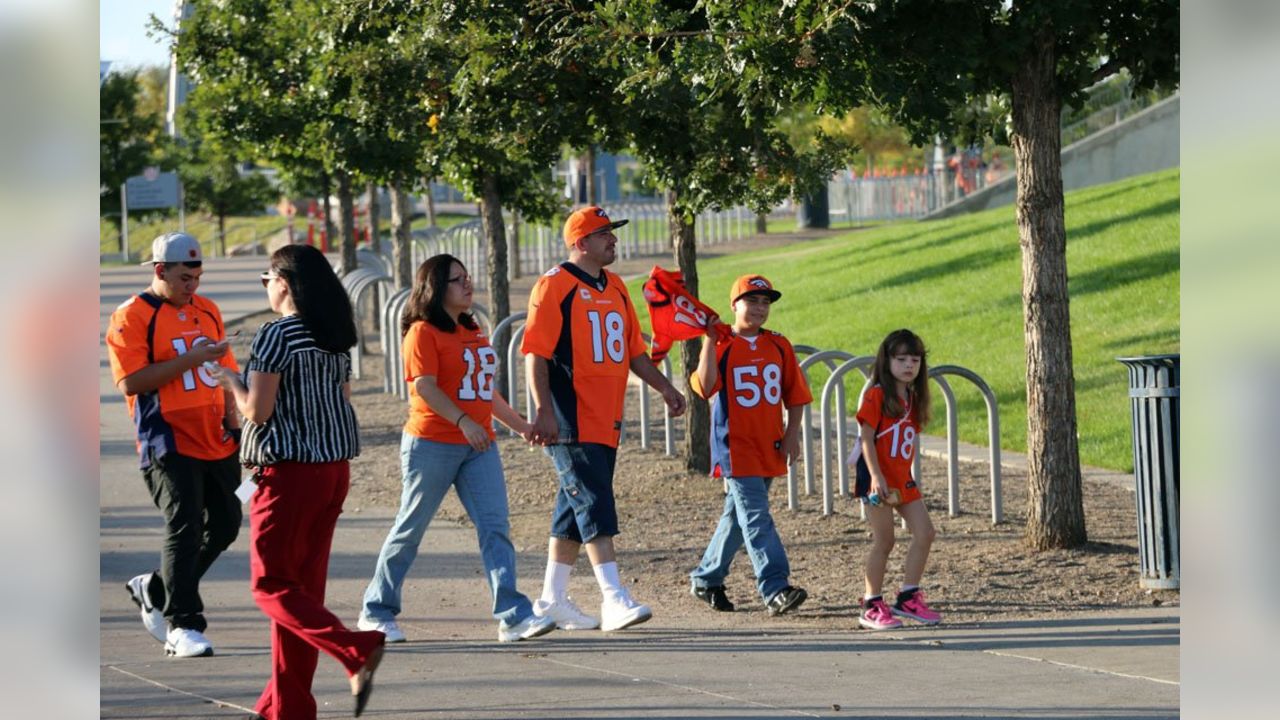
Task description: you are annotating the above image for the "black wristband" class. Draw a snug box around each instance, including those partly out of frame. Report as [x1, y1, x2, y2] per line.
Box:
[455, 410, 467, 426]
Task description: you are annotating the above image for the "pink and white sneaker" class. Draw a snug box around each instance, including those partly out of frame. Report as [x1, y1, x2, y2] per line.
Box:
[892, 589, 942, 625]
[858, 597, 904, 630]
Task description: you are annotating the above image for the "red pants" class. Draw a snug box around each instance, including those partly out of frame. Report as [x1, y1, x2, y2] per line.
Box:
[249, 461, 385, 720]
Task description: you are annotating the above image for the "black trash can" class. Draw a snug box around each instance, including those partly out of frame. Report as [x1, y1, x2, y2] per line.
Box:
[1117, 354, 1180, 589]
[796, 188, 830, 229]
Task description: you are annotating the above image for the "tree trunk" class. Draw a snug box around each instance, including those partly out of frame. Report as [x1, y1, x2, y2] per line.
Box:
[217, 211, 227, 257]
[585, 146, 598, 205]
[479, 172, 511, 400]
[425, 179, 438, 228]
[367, 182, 382, 254]
[1010, 31, 1086, 550]
[755, 211, 768, 235]
[336, 169, 357, 275]
[390, 179, 413, 291]
[510, 210, 522, 279]
[669, 192, 710, 474]
[321, 171, 336, 252]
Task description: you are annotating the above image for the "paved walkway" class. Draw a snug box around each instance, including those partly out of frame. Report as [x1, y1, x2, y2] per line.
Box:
[100, 257, 1178, 719]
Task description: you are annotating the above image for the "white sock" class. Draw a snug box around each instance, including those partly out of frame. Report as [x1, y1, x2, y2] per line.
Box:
[900, 584, 920, 596]
[592, 561, 624, 600]
[541, 561, 572, 603]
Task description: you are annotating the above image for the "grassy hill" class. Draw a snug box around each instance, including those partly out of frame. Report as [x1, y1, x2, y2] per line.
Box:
[629, 168, 1179, 472]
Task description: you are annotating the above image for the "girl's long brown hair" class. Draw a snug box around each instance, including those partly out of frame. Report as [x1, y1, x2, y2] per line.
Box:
[401, 254, 478, 336]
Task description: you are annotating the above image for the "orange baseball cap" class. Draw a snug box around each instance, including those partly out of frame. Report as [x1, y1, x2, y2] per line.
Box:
[730, 274, 782, 305]
[563, 206, 629, 248]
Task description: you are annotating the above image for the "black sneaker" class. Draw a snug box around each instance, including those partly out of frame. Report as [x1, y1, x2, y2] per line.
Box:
[766, 586, 808, 616]
[691, 585, 735, 612]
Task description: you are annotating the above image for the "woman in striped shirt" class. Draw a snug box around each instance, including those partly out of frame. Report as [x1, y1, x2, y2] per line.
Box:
[213, 244, 385, 719]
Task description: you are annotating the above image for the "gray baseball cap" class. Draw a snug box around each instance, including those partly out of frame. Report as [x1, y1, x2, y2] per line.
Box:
[143, 232, 203, 265]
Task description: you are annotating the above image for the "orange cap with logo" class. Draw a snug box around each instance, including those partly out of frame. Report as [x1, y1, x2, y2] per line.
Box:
[563, 206, 630, 248]
[730, 274, 782, 305]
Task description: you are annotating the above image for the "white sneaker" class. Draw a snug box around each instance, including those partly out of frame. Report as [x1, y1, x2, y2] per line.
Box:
[497, 613, 557, 643]
[357, 616, 407, 643]
[164, 627, 213, 658]
[600, 589, 652, 632]
[124, 572, 166, 643]
[532, 596, 600, 630]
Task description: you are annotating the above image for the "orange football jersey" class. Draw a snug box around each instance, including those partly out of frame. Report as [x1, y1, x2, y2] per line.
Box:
[520, 262, 646, 447]
[691, 329, 812, 478]
[855, 385, 919, 488]
[106, 292, 239, 467]
[403, 320, 497, 443]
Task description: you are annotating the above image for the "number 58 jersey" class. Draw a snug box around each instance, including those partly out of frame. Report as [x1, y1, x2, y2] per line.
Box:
[521, 262, 647, 447]
[691, 330, 812, 479]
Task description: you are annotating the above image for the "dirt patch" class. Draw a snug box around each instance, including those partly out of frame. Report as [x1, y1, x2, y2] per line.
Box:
[224, 308, 1178, 629]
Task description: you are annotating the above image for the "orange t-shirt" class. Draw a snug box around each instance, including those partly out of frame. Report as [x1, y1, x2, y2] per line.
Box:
[106, 292, 240, 467]
[403, 320, 497, 444]
[855, 385, 919, 487]
[520, 262, 646, 447]
[692, 329, 812, 478]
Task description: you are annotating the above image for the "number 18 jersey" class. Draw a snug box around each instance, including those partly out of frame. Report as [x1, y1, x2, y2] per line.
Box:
[403, 320, 497, 443]
[691, 329, 812, 479]
[521, 262, 646, 447]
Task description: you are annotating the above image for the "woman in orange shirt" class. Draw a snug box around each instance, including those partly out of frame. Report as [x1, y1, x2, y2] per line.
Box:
[359, 255, 554, 644]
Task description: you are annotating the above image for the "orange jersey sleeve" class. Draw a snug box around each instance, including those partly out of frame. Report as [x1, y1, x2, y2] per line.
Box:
[403, 321, 497, 443]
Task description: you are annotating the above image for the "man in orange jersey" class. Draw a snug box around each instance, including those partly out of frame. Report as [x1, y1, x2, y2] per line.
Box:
[106, 233, 243, 658]
[688, 275, 811, 616]
[522, 206, 686, 632]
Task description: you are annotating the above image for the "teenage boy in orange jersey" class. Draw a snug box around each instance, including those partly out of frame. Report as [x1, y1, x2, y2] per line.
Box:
[522, 206, 687, 632]
[106, 233, 242, 658]
[688, 275, 811, 616]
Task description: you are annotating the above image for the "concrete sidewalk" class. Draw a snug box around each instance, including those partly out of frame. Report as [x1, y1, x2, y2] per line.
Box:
[100, 257, 1178, 719]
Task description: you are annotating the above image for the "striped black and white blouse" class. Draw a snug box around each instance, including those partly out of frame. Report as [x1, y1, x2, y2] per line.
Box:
[239, 315, 360, 467]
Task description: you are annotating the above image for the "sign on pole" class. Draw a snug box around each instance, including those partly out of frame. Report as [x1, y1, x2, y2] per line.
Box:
[125, 167, 180, 210]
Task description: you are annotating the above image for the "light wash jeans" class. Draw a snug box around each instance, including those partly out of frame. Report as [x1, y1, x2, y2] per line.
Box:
[362, 434, 534, 629]
[689, 476, 791, 602]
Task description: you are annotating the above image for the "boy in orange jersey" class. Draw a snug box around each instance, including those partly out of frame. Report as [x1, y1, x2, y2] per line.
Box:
[688, 275, 811, 616]
[523, 206, 687, 632]
[106, 233, 242, 658]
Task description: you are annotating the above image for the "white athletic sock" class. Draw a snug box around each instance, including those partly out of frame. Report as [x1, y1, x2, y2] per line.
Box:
[541, 561, 572, 603]
[592, 561, 624, 601]
[900, 584, 920, 596]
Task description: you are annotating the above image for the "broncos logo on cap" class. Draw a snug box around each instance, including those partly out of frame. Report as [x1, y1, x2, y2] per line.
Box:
[749, 278, 770, 289]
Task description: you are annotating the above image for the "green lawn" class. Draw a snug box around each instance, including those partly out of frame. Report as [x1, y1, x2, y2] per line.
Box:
[628, 168, 1180, 472]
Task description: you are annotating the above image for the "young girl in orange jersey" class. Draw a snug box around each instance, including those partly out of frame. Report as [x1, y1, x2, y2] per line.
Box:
[853, 329, 941, 629]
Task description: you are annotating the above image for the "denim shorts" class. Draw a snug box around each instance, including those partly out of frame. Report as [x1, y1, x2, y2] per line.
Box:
[544, 443, 618, 543]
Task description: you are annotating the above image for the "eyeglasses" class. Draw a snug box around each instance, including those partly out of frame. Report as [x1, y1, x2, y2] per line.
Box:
[260, 271, 278, 288]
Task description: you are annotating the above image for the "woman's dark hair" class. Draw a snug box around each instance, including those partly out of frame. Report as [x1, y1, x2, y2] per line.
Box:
[401, 254, 477, 336]
[870, 328, 931, 428]
[269, 244, 358, 353]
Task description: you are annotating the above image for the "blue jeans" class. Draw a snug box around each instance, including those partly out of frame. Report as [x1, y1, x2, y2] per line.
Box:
[689, 476, 791, 602]
[362, 434, 534, 629]
[543, 443, 618, 543]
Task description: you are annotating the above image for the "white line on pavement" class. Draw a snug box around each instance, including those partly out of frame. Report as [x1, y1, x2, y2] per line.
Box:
[981, 649, 1180, 686]
[106, 665, 257, 715]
